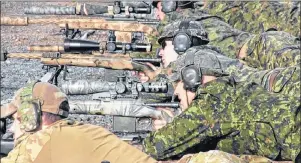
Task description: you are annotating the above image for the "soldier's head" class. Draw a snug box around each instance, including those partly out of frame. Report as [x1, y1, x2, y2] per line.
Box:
[1, 82, 69, 142]
[153, 1, 194, 20]
[158, 20, 209, 68]
[167, 46, 235, 110]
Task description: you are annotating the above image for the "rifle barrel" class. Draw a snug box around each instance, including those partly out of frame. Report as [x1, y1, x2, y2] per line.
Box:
[143, 102, 180, 108]
[132, 58, 161, 63]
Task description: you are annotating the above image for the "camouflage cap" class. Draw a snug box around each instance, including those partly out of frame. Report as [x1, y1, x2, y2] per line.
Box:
[0, 82, 69, 119]
[158, 20, 209, 45]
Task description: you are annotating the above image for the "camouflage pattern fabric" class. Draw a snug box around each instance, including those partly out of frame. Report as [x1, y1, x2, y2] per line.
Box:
[227, 65, 300, 97]
[18, 81, 40, 132]
[177, 150, 247, 163]
[2, 119, 157, 163]
[142, 79, 300, 161]
[238, 31, 300, 70]
[177, 150, 286, 163]
[1, 133, 32, 163]
[201, 1, 300, 37]
[160, 10, 301, 70]
[169, 46, 300, 97]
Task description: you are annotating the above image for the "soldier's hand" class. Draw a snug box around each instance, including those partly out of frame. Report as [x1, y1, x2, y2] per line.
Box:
[139, 62, 159, 83]
[152, 107, 175, 131]
[153, 119, 167, 130]
[138, 72, 149, 83]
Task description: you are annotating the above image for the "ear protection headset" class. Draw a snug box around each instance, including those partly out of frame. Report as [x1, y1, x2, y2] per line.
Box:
[173, 21, 191, 54]
[173, 21, 204, 54]
[180, 52, 201, 92]
[161, 1, 193, 13]
[19, 81, 42, 132]
[161, 1, 177, 13]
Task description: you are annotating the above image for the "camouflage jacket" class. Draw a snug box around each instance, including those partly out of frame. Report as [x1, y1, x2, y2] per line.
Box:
[1, 133, 32, 163]
[160, 10, 300, 70]
[169, 45, 300, 97]
[1, 119, 156, 163]
[225, 64, 300, 97]
[142, 79, 300, 161]
[201, 1, 300, 37]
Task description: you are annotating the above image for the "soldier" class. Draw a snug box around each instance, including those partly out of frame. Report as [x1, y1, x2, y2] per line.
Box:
[153, 1, 300, 70]
[200, 1, 300, 37]
[142, 49, 301, 162]
[155, 1, 300, 36]
[147, 20, 300, 97]
[0, 82, 156, 163]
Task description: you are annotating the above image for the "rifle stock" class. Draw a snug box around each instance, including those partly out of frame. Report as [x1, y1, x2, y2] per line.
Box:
[1, 16, 157, 35]
[1, 52, 159, 76]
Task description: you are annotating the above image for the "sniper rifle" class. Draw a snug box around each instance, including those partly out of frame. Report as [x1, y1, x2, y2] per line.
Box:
[1, 52, 162, 84]
[0, 16, 158, 35]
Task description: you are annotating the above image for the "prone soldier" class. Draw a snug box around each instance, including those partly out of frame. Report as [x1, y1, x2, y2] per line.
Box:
[147, 20, 300, 98]
[153, 1, 300, 70]
[142, 47, 301, 162]
[154, 0, 300, 36]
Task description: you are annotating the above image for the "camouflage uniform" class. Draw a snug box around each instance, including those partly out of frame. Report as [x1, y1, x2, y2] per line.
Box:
[177, 150, 276, 163]
[1, 82, 156, 163]
[1, 119, 156, 163]
[169, 45, 300, 97]
[160, 9, 300, 70]
[227, 64, 300, 97]
[201, 1, 301, 37]
[142, 78, 301, 161]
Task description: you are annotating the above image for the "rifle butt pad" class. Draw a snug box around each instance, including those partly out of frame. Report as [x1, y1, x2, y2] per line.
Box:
[0, 52, 8, 61]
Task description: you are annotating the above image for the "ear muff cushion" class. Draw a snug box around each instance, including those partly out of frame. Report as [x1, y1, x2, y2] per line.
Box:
[162, 1, 177, 13]
[181, 66, 201, 91]
[173, 33, 192, 53]
[173, 21, 192, 53]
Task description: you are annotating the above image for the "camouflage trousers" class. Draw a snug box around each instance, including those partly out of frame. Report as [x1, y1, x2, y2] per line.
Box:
[177, 150, 281, 163]
[238, 31, 300, 70]
[142, 80, 300, 161]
